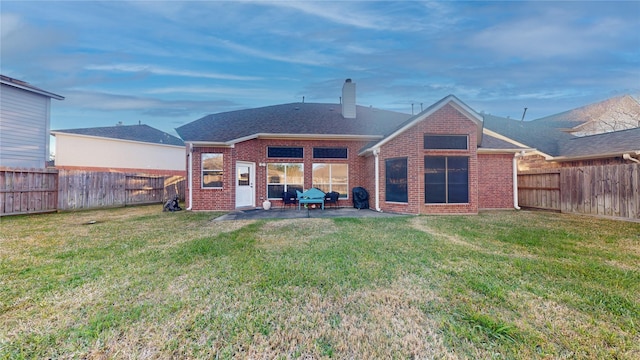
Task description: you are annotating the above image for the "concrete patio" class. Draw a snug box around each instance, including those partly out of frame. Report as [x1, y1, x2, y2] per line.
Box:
[214, 206, 406, 221]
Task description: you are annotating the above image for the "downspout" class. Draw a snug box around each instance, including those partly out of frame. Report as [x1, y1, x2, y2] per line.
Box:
[186, 143, 194, 210]
[373, 148, 382, 212]
[623, 153, 640, 164]
[513, 151, 525, 210]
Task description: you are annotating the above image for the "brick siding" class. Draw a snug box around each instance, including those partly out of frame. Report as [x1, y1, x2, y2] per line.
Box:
[378, 103, 481, 214]
[478, 153, 515, 209]
[189, 139, 371, 211]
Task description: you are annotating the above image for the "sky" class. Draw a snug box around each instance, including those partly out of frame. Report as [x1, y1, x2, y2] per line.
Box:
[2, 0, 639, 138]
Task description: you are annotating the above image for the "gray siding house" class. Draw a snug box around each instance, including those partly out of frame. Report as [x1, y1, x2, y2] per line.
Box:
[0, 75, 64, 169]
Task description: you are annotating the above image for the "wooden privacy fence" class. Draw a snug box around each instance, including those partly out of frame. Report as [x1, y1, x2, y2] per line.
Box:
[0, 168, 58, 216]
[517, 170, 561, 211]
[518, 163, 639, 220]
[1, 168, 185, 216]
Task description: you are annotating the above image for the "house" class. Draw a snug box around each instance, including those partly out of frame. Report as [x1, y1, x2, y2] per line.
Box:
[51, 124, 185, 176]
[483, 95, 640, 170]
[176, 79, 531, 214]
[0, 75, 64, 169]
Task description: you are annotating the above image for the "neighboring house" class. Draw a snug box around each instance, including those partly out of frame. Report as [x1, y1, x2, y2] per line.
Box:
[176, 79, 531, 214]
[0, 75, 64, 169]
[51, 124, 185, 176]
[534, 95, 640, 137]
[483, 96, 640, 170]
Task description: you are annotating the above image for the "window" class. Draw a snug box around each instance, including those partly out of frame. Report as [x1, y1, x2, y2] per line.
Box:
[313, 147, 348, 159]
[268, 147, 303, 158]
[312, 163, 348, 198]
[267, 163, 303, 199]
[424, 135, 468, 150]
[202, 153, 223, 188]
[385, 158, 408, 202]
[424, 156, 468, 203]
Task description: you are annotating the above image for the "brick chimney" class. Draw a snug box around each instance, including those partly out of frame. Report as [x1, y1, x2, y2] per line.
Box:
[341, 78, 356, 119]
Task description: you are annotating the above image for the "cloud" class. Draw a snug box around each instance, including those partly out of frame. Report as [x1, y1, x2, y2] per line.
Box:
[61, 90, 238, 117]
[258, 0, 454, 33]
[206, 36, 337, 66]
[145, 86, 294, 100]
[0, 12, 69, 60]
[84, 64, 262, 81]
[468, 7, 631, 60]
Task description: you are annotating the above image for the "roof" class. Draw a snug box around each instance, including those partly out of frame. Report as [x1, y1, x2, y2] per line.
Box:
[479, 131, 532, 152]
[483, 96, 640, 160]
[483, 114, 575, 156]
[52, 124, 184, 146]
[1, 74, 64, 100]
[177, 96, 529, 157]
[175, 102, 411, 144]
[556, 127, 640, 160]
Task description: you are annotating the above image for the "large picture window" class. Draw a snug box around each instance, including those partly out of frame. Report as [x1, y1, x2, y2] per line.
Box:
[202, 153, 223, 188]
[424, 156, 468, 203]
[312, 163, 348, 198]
[385, 158, 408, 203]
[267, 163, 303, 199]
[424, 135, 468, 150]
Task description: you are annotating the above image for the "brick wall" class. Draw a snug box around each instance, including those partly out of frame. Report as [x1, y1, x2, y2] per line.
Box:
[378, 104, 481, 214]
[189, 139, 371, 211]
[478, 153, 514, 209]
[189, 147, 234, 210]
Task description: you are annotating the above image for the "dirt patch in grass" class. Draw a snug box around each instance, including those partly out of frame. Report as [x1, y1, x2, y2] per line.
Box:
[232, 276, 460, 359]
[507, 291, 640, 358]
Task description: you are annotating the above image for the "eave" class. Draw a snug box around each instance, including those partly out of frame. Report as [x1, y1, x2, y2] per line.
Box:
[1, 78, 65, 100]
[477, 148, 535, 154]
[187, 133, 382, 147]
[550, 150, 640, 162]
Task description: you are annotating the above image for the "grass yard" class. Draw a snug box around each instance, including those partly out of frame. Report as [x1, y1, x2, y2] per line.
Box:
[1, 206, 639, 359]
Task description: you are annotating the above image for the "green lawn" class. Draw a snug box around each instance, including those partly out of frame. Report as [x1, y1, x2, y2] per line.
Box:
[1, 206, 638, 359]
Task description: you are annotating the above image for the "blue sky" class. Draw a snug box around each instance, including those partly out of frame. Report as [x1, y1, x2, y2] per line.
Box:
[2, 1, 639, 137]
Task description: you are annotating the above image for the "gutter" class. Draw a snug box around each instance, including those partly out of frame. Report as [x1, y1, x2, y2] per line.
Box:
[186, 143, 193, 210]
[373, 148, 382, 212]
[552, 150, 640, 162]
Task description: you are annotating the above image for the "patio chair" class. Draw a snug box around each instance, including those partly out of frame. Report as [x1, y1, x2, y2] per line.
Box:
[324, 191, 339, 208]
[281, 190, 298, 210]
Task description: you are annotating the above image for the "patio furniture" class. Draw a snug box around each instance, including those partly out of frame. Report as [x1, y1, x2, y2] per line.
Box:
[324, 191, 339, 208]
[352, 187, 369, 209]
[281, 189, 298, 210]
[296, 188, 326, 210]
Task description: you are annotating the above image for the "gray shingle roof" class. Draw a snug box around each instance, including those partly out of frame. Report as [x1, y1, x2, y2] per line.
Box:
[558, 128, 640, 158]
[479, 133, 530, 150]
[53, 124, 184, 146]
[175, 103, 411, 143]
[177, 100, 530, 155]
[483, 114, 575, 156]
